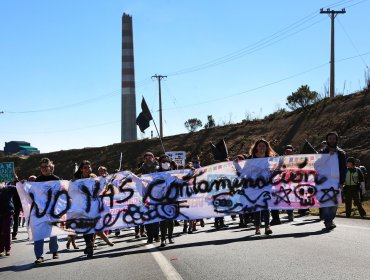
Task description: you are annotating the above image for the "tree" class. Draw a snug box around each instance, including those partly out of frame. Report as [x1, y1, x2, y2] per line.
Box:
[286, 85, 319, 110]
[204, 115, 216, 129]
[184, 118, 203, 132]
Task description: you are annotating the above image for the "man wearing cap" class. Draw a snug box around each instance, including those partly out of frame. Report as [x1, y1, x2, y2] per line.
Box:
[319, 132, 347, 230]
[138, 152, 159, 175]
[344, 157, 366, 218]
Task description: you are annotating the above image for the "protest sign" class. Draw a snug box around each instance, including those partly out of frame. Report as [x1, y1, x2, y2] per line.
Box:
[17, 154, 340, 240]
[165, 151, 186, 167]
[0, 162, 15, 183]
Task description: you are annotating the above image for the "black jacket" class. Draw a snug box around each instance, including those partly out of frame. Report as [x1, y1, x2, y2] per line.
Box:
[0, 186, 17, 216]
[35, 174, 61, 182]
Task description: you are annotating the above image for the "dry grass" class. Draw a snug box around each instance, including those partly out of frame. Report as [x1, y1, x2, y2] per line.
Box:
[310, 199, 370, 218]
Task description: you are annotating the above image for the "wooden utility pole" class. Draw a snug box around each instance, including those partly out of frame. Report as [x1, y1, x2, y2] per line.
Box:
[320, 8, 346, 98]
[151, 74, 167, 138]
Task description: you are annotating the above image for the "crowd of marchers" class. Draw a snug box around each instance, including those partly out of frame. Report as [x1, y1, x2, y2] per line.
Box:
[0, 131, 368, 264]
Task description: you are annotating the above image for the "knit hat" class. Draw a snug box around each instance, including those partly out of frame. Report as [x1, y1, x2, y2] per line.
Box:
[159, 154, 170, 162]
[144, 152, 154, 158]
[347, 157, 356, 164]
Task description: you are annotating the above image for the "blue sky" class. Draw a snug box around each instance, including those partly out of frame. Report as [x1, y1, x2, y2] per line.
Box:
[1, 0, 369, 153]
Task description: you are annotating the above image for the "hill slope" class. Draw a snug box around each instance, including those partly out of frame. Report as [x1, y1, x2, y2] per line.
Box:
[2, 90, 370, 180]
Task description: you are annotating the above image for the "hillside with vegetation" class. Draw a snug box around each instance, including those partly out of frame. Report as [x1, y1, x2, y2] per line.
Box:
[1, 88, 370, 180]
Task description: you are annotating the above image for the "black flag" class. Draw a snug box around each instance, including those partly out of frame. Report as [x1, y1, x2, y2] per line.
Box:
[136, 97, 153, 133]
[210, 138, 229, 161]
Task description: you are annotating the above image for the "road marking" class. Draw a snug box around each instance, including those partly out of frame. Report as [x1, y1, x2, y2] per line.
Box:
[143, 241, 183, 280]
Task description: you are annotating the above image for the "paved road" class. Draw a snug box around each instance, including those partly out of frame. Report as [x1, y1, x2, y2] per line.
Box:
[1, 215, 370, 280]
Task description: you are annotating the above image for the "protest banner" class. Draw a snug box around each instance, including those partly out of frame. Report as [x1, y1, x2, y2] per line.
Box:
[16, 154, 341, 240]
[0, 162, 15, 183]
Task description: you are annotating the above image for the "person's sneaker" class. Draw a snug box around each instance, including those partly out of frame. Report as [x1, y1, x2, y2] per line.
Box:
[140, 232, 147, 238]
[160, 240, 166, 247]
[147, 239, 153, 244]
[255, 228, 261, 235]
[325, 223, 336, 231]
[115, 230, 120, 237]
[168, 238, 175, 244]
[200, 220, 205, 227]
[135, 233, 140, 239]
[5, 251, 10, 256]
[34, 257, 44, 264]
[12, 236, 17, 240]
[53, 253, 59, 259]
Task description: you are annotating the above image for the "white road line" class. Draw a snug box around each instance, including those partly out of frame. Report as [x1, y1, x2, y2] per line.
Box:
[143, 241, 183, 280]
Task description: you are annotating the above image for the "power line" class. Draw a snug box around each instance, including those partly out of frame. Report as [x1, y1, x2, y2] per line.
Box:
[3, 90, 119, 114]
[160, 51, 370, 111]
[163, 0, 364, 77]
[337, 18, 368, 68]
[164, 14, 322, 76]
[4, 120, 119, 135]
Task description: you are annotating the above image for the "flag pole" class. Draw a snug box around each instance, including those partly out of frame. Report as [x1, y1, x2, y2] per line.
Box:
[304, 139, 318, 154]
[137, 96, 166, 154]
[151, 118, 166, 154]
[118, 152, 123, 171]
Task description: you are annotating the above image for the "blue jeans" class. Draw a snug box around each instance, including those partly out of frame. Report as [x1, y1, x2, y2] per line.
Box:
[34, 236, 59, 258]
[321, 206, 337, 226]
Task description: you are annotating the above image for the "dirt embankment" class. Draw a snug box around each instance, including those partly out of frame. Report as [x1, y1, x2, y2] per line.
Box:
[2, 90, 370, 180]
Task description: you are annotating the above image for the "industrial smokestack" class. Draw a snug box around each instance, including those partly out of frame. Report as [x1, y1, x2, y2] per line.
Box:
[121, 13, 137, 142]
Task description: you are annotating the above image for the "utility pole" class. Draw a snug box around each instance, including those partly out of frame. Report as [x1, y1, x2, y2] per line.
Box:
[320, 8, 346, 98]
[151, 74, 167, 138]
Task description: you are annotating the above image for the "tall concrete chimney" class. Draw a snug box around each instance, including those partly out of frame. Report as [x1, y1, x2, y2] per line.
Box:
[121, 13, 137, 142]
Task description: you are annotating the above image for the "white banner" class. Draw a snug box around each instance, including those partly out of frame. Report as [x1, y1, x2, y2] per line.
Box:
[17, 154, 340, 240]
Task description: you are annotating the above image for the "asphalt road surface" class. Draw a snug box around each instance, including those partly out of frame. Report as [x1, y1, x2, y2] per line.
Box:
[1, 215, 370, 280]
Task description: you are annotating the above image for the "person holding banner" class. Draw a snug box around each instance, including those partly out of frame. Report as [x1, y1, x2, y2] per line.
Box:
[233, 154, 253, 228]
[73, 160, 114, 257]
[34, 158, 60, 264]
[137, 152, 160, 243]
[158, 154, 176, 247]
[248, 139, 276, 235]
[319, 132, 347, 231]
[73, 160, 96, 257]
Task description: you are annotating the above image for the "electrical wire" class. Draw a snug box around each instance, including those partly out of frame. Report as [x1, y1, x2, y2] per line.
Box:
[160, 51, 370, 111]
[337, 18, 368, 68]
